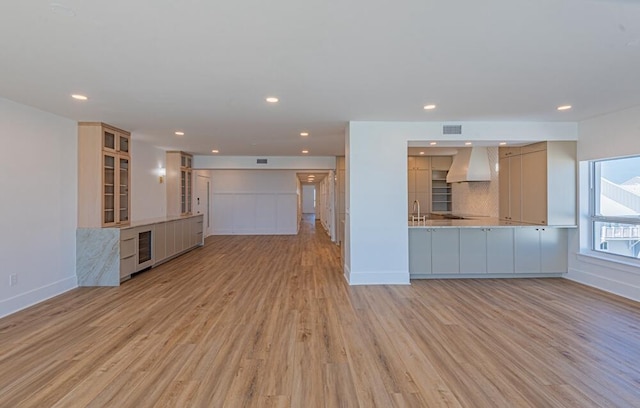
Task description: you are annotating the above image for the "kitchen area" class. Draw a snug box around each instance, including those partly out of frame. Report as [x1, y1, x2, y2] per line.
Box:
[406, 141, 576, 279]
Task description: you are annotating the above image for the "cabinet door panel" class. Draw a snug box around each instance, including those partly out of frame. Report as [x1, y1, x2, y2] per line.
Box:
[409, 229, 432, 274]
[166, 221, 176, 256]
[154, 223, 167, 263]
[521, 150, 547, 225]
[499, 157, 510, 220]
[431, 229, 460, 274]
[510, 155, 522, 222]
[487, 228, 514, 274]
[415, 169, 429, 193]
[459, 229, 487, 274]
[540, 228, 568, 273]
[514, 228, 541, 273]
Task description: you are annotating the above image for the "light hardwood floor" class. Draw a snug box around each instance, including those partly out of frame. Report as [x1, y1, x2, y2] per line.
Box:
[1, 216, 639, 407]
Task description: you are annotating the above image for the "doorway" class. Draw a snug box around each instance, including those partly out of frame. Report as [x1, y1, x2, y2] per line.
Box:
[195, 174, 211, 236]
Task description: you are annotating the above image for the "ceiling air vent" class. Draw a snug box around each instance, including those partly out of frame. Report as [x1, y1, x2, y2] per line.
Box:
[443, 125, 462, 135]
[256, 158, 268, 164]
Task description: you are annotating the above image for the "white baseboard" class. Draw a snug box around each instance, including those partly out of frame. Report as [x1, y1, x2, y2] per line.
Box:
[0, 276, 77, 318]
[345, 269, 410, 285]
[566, 267, 640, 303]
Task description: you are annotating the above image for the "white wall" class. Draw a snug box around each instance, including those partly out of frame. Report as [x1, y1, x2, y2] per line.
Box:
[568, 105, 640, 302]
[302, 185, 316, 214]
[0, 97, 78, 317]
[210, 170, 298, 235]
[345, 121, 577, 285]
[131, 139, 166, 221]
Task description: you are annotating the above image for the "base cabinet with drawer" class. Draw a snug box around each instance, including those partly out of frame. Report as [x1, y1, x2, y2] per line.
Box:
[76, 214, 205, 286]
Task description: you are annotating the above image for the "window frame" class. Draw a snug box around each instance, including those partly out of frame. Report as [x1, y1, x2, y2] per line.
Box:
[589, 157, 640, 259]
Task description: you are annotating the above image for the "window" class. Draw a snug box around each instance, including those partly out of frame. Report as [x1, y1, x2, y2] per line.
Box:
[591, 155, 640, 259]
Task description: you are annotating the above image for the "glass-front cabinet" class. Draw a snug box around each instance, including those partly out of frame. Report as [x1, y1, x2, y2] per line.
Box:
[102, 127, 130, 226]
[166, 151, 193, 216]
[78, 122, 131, 228]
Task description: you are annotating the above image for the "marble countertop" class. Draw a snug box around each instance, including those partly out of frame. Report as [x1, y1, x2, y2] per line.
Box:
[122, 213, 203, 229]
[408, 217, 577, 228]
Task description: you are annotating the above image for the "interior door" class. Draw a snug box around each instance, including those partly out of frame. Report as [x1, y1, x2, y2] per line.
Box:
[195, 174, 210, 236]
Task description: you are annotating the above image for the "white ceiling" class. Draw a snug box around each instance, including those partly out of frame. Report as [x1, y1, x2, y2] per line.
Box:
[1, 1, 640, 156]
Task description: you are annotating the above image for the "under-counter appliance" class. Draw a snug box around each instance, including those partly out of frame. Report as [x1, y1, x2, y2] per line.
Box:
[137, 229, 153, 270]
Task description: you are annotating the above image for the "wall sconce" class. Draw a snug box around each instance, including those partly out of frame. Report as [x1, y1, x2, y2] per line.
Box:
[158, 167, 166, 184]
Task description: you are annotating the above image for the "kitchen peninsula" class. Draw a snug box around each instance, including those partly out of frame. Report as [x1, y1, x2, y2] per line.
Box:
[409, 218, 573, 278]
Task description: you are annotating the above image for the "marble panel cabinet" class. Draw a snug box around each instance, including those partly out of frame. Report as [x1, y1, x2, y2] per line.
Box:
[77, 214, 204, 286]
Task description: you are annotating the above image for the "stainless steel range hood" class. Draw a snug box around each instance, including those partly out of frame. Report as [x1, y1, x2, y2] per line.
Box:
[446, 147, 491, 183]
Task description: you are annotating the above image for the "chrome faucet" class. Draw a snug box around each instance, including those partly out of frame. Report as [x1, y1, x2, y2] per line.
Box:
[412, 200, 421, 219]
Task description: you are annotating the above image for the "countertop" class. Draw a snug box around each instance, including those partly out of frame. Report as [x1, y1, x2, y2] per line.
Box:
[408, 217, 577, 228]
[123, 213, 203, 229]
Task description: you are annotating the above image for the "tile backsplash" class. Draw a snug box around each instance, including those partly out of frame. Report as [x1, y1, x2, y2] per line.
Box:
[451, 147, 499, 217]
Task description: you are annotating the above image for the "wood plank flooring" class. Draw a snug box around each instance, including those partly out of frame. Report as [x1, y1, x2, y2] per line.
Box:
[1, 215, 639, 407]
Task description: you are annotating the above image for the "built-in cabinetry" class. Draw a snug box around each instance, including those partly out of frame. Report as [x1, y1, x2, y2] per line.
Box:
[407, 156, 453, 216]
[78, 122, 131, 227]
[77, 214, 204, 286]
[166, 151, 193, 216]
[499, 141, 576, 225]
[409, 226, 570, 277]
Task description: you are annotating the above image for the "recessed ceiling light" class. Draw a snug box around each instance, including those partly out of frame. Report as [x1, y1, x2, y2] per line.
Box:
[429, 142, 437, 145]
[423, 104, 436, 110]
[499, 142, 507, 146]
[300, 132, 309, 136]
[557, 105, 572, 111]
[175, 131, 184, 136]
[50, 3, 76, 17]
[266, 97, 279, 103]
[71, 94, 87, 101]
[465, 142, 472, 145]
[211, 149, 219, 153]
[302, 150, 309, 154]
[419, 152, 425, 155]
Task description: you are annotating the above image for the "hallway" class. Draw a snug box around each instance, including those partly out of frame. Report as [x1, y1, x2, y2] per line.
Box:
[1, 216, 639, 407]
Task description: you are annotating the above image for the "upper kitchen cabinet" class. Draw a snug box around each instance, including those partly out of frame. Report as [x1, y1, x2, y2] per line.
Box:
[78, 122, 131, 228]
[499, 148, 522, 222]
[499, 141, 576, 226]
[408, 156, 430, 216]
[166, 151, 193, 216]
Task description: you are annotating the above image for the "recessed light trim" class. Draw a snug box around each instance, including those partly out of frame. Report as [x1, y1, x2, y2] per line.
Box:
[499, 142, 507, 146]
[266, 97, 279, 103]
[557, 105, 572, 111]
[175, 131, 185, 136]
[71, 94, 87, 100]
[429, 142, 437, 146]
[50, 3, 76, 17]
[423, 104, 436, 110]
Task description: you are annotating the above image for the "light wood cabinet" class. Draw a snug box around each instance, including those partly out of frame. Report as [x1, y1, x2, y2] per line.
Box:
[167, 151, 193, 216]
[498, 154, 522, 222]
[499, 141, 576, 226]
[78, 122, 131, 227]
